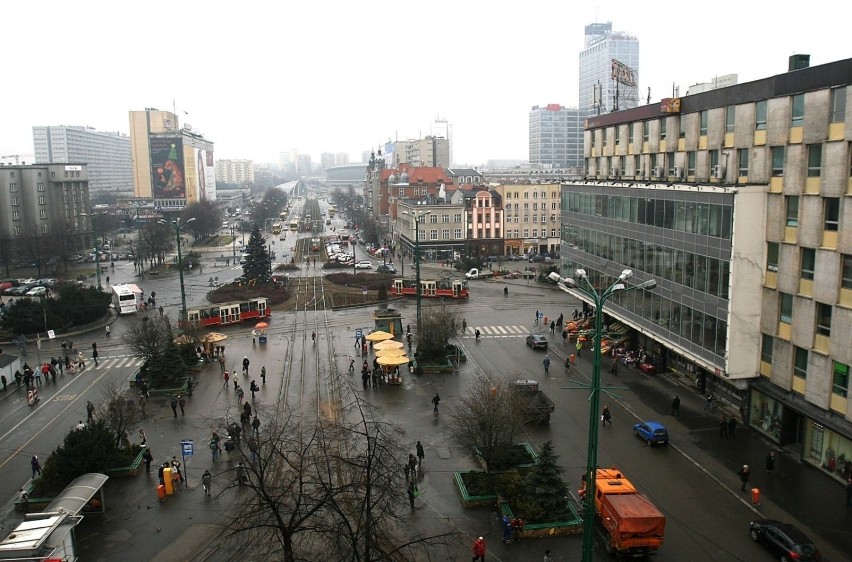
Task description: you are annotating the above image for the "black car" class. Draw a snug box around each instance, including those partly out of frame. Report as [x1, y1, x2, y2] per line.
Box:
[376, 264, 397, 274]
[749, 519, 821, 561]
[525, 334, 548, 350]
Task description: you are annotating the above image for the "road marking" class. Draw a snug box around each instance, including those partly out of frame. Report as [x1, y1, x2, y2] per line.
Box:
[464, 325, 529, 337]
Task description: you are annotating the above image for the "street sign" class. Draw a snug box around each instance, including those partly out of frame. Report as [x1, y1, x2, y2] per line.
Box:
[181, 439, 194, 456]
[355, 329, 363, 339]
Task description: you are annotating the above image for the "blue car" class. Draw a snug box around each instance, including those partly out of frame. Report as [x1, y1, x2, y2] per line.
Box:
[633, 421, 669, 446]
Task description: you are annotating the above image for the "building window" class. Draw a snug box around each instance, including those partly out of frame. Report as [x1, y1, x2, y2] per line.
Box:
[38, 195, 46, 205]
[761, 333, 773, 364]
[841, 254, 852, 289]
[687, 151, 696, 176]
[551, 202, 557, 210]
[824, 198, 840, 231]
[9, 183, 17, 192]
[791, 94, 805, 127]
[660, 118, 667, 139]
[767, 242, 779, 272]
[10, 197, 18, 206]
[801, 248, 815, 280]
[523, 192, 529, 199]
[726, 105, 736, 132]
[630, 123, 636, 144]
[807, 144, 822, 177]
[643, 121, 650, 141]
[771, 147, 784, 176]
[41, 224, 49, 234]
[39, 209, 47, 219]
[532, 229, 538, 238]
[786, 196, 799, 227]
[442, 228, 450, 239]
[816, 303, 832, 337]
[709, 149, 719, 172]
[12, 210, 20, 221]
[453, 228, 462, 239]
[551, 229, 557, 237]
[794, 346, 808, 379]
[441, 214, 450, 223]
[779, 292, 793, 324]
[454, 213, 462, 222]
[699, 111, 708, 135]
[738, 149, 749, 176]
[523, 229, 529, 238]
[678, 117, 686, 138]
[830, 86, 846, 122]
[429, 229, 438, 240]
[13, 226, 21, 236]
[429, 214, 437, 224]
[50, 172, 55, 178]
[398, 188, 404, 197]
[834, 362, 849, 398]
[755, 100, 767, 130]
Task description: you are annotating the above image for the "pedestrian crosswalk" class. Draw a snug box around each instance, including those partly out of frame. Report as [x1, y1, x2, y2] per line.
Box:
[68, 356, 146, 370]
[462, 325, 533, 337]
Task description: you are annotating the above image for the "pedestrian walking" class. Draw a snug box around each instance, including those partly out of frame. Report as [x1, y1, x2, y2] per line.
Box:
[704, 393, 715, 410]
[260, 366, 267, 384]
[142, 448, 153, 472]
[235, 461, 248, 486]
[416, 441, 425, 467]
[407, 480, 416, 509]
[210, 432, 222, 461]
[105, 325, 110, 337]
[92, 348, 99, 366]
[201, 469, 213, 496]
[234, 376, 239, 390]
[432, 393, 441, 415]
[170, 457, 183, 485]
[543, 549, 553, 562]
[738, 464, 750, 491]
[728, 416, 738, 439]
[720, 416, 728, 438]
[611, 360, 619, 376]
[31, 455, 41, 478]
[77, 351, 86, 370]
[602, 405, 612, 427]
[361, 367, 370, 390]
[472, 536, 486, 562]
[251, 415, 260, 437]
[237, 385, 245, 404]
[766, 451, 776, 474]
[223, 370, 231, 386]
[408, 453, 418, 479]
[242, 356, 250, 376]
[250, 380, 258, 400]
[158, 463, 166, 486]
[562, 329, 568, 346]
[178, 395, 186, 416]
[170, 396, 178, 418]
[139, 428, 147, 446]
[219, 355, 226, 373]
[543, 354, 551, 373]
[575, 338, 583, 358]
[534, 310, 539, 326]
[671, 395, 681, 416]
[86, 400, 95, 422]
[549, 320, 555, 334]
[502, 514, 512, 544]
[0, 375, 6, 392]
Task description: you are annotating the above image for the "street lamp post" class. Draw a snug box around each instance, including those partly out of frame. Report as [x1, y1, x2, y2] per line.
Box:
[231, 223, 237, 264]
[403, 210, 431, 332]
[90, 213, 102, 290]
[161, 217, 196, 321]
[135, 205, 144, 277]
[548, 269, 656, 562]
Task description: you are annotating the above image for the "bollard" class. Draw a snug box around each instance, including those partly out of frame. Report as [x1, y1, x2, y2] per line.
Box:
[570, 354, 576, 364]
[751, 487, 760, 506]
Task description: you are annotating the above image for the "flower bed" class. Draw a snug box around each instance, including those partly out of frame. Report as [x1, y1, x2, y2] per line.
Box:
[454, 470, 497, 507]
[475, 442, 539, 472]
[104, 447, 146, 477]
[499, 499, 583, 537]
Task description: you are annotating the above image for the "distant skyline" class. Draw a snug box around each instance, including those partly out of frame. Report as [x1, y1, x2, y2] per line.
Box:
[1, 1, 849, 167]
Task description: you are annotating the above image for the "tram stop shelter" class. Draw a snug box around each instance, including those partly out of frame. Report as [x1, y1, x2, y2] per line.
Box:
[0, 473, 108, 561]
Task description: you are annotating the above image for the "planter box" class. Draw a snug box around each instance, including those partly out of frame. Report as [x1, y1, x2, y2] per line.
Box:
[104, 447, 145, 478]
[412, 358, 456, 375]
[499, 499, 584, 537]
[475, 442, 540, 472]
[454, 470, 498, 508]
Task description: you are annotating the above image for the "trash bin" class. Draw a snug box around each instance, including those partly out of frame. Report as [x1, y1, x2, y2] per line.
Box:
[751, 487, 760, 505]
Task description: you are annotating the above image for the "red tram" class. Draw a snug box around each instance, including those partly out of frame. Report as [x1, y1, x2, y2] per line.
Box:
[390, 278, 469, 299]
[183, 297, 270, 328]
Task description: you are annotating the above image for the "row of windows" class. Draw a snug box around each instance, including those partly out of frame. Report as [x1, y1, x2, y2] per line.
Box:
[504, 191, 558, 199]
[778, 289, 846, 336]
[416, 229, 464, 240]
[768, 245, 852, 291]
[563, 261, 728, 361]
[782, 196, 840, 231]
[6, 196, 49, 206]
[506, 229, 559, 238]
[761, 335, 849, 397]
[10, 224, 51, 235]
[503, 216, 557, 224]
[567, 227, 731, 299]
[566, 192, 734, 239]
[428, 214, 464, 223]
[9, 209, 49, 220]
[505, 202, 560, 211]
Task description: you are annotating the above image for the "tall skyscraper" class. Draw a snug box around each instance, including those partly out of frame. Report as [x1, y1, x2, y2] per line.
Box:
[578, 22, 640, 117]
[529, 104, 582, 169]
[32, 126, 132, 198]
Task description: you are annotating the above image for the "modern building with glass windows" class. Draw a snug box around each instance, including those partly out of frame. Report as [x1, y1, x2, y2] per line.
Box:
[571, 55, 852, 483]
[529, 104, 582, 170]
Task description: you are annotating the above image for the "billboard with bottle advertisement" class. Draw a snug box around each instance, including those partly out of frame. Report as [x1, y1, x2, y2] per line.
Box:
[150, 137, 185, 199]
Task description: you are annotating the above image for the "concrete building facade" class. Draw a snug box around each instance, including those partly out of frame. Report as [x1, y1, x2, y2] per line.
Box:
[577, 56, 852, 483]
[0, 163, 92, 268]
[32, 126, 132, 199]
[529, 104, 583, 170]
[493, 183, 561, 257]
[578, 22, 640, 116]
[215, 159, 254, 185]
[391, 137, 450, 168]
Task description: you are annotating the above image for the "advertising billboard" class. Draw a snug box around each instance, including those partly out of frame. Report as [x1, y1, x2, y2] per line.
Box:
[201, 148, 216, 202]
[150, 137, 185, 199]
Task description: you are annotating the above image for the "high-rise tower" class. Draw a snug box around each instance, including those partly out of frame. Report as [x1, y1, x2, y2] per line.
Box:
[578, 22, 640, 117]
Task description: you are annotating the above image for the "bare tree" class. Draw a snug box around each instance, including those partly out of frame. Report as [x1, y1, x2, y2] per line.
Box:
[445, 372, 529, 475]
[119, 312, 172, 363]
[416, 304, 462, 363]
[99, 379, 141, 450]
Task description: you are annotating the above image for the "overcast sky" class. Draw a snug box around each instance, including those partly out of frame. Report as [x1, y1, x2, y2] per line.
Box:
[1, 1, 848, 168]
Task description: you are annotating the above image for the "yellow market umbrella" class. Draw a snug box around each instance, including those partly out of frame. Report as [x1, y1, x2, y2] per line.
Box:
[376, 348, 407, 358]
[173, 334, 197, 345]
[377, 355, 410, 366]
[365, 330, 394, 342]
[202, 332, 228, 343]
[374, 340, 404, 350]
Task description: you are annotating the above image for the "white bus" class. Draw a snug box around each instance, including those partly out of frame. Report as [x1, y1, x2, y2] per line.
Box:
[112, 283, 143, 314]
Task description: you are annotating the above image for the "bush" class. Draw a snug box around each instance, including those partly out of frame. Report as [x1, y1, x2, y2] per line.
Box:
[0, 282, 110, 335]
[325, 273, 391, 291]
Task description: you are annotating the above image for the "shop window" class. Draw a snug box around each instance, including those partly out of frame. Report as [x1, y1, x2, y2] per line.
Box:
[779, 292, 793, 324]
[791, 94, 805, 127]
[816, 303, 832, 337]
[794, 346, 808, 379]
[786, 196, 799, 227]
[761, 334, 774, 364]
[833, 362, 849, 398]
[801, 248, 816, 280]
[771, 147, 784, 176]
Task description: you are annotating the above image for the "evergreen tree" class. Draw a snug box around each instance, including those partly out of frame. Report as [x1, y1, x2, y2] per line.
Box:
[522, 441, 567, 517]
[242, 223, 273, 284]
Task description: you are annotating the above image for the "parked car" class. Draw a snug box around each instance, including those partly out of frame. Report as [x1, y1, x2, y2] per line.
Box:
[355, 261, 373, 269]
[749, 520, 821, 561]
[633, 421, 669, 445]
[26, 286, 47, 297]
[525, 334, 548, 350]
[376, 264, 397, 274]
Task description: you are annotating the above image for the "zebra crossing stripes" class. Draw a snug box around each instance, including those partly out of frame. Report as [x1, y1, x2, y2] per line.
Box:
[87, 356, 146, 370]
[463, 326, 531, 337]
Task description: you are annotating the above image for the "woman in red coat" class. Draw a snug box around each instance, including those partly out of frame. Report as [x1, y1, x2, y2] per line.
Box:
[472, 536, 486, 561]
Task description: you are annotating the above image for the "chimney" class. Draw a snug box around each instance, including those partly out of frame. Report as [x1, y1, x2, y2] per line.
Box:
[789, 54, 810, 71]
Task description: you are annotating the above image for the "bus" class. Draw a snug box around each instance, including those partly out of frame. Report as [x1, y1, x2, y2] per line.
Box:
[328, 207, 336, 218]
[182, 297, 271, 328]
[272, 222, 282, 234]
[279, 211, 288, 221]
[289, 219, 299, 231]
[111, 283, 144, 314]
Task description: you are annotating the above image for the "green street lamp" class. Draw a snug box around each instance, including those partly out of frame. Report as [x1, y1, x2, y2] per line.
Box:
[403, 209, 431, 332]
[160, 217, 196, 321]
[90, 212, 103, 290]
[548, 269, 656, 562]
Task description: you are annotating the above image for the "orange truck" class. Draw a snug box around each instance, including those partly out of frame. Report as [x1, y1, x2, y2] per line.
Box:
[594, 468, 665, 558]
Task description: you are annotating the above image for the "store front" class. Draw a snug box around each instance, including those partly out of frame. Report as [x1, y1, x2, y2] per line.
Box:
[750, 379, 852, 483]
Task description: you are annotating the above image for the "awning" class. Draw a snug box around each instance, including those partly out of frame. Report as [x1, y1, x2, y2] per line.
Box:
[44, 473, 109, 516]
